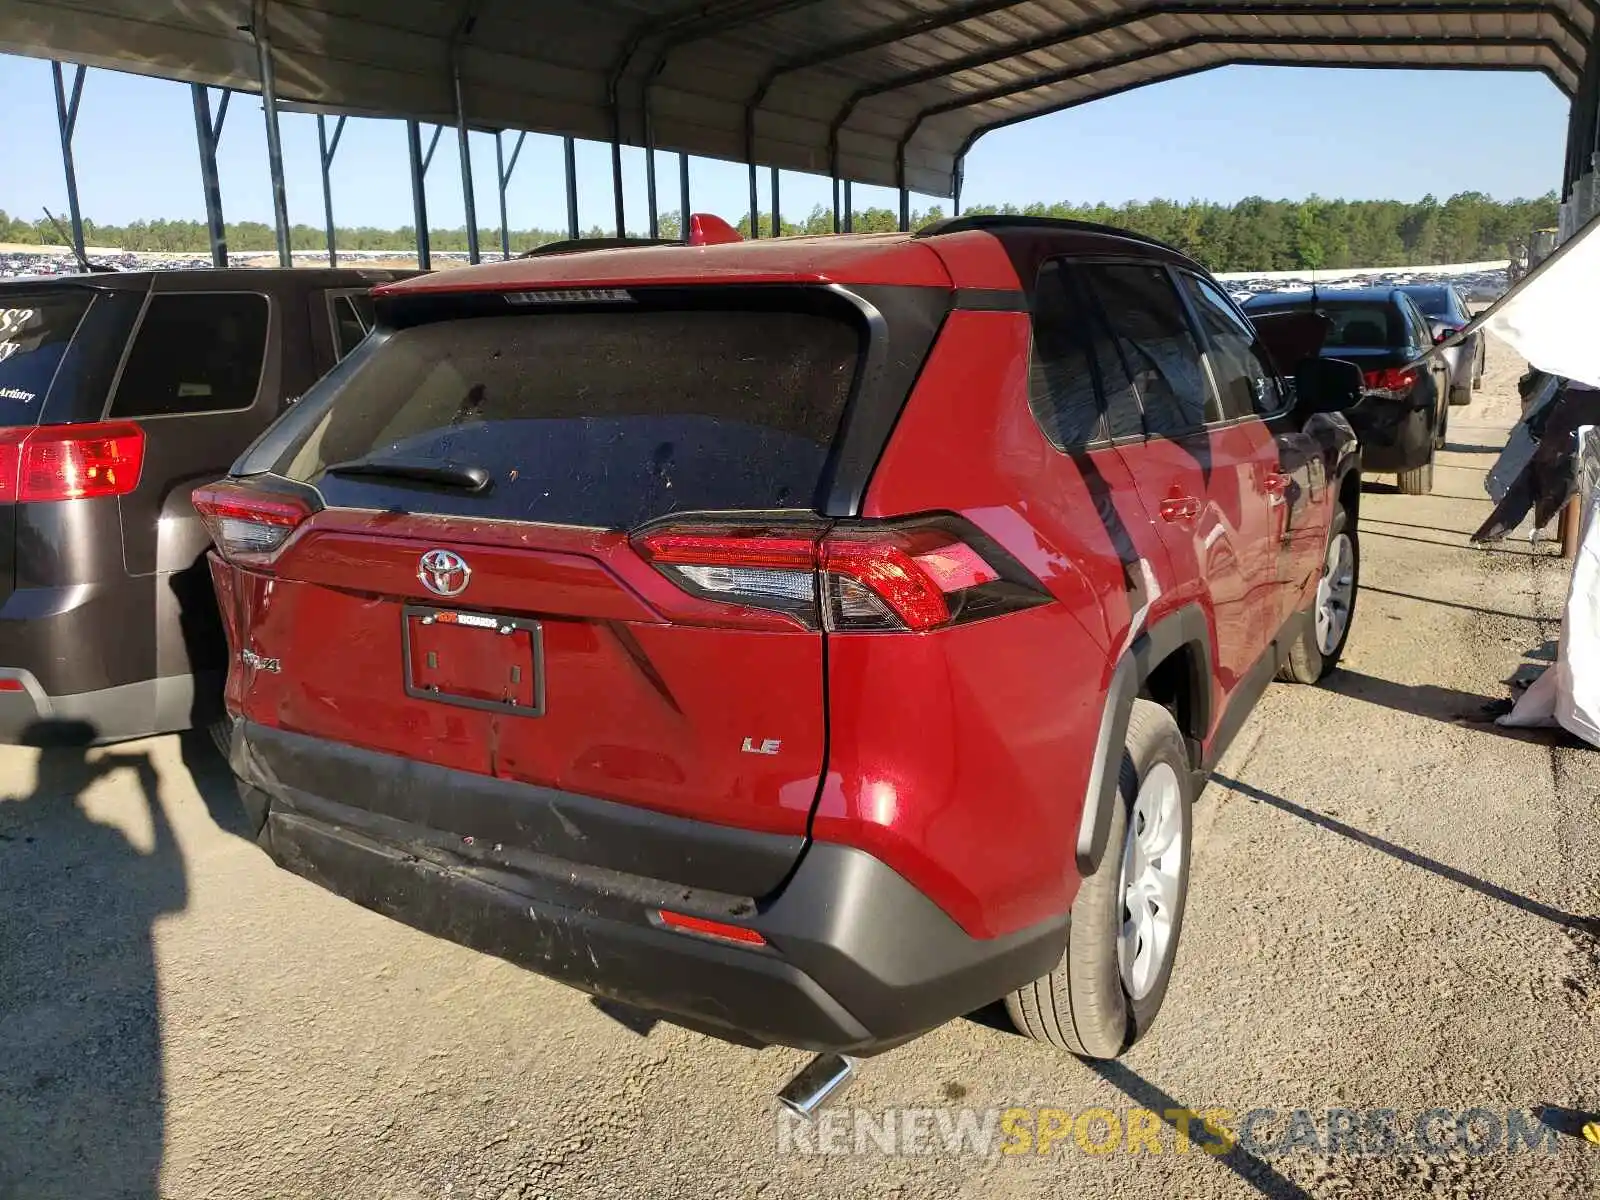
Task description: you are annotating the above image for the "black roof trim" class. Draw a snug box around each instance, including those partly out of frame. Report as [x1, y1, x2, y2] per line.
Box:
[914, 214, 1191, 259]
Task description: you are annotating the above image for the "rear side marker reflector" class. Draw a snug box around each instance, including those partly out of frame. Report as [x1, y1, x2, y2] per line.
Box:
[192, 482, 317, 564]
[0, 421, 146, 503]
[0, 679, 24, 693]
[632, 516, 1050, 633]
[657, 910, 767, 946]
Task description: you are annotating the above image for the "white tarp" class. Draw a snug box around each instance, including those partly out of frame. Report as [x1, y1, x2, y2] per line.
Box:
[1435, 212, 1600, 387]
[1497, 424, 1600, 748]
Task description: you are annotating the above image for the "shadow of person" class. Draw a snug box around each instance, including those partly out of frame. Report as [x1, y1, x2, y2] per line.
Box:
[0, 722, 186, 1199]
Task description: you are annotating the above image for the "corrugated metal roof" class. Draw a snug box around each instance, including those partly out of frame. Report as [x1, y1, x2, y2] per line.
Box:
[0, 0, 1589, 198]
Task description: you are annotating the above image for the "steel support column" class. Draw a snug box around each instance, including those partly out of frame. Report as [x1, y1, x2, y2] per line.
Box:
[317, 114, 346, 266]
[50, 62, 87, 265]
[953, 155, 964, 217]
[191, 84, 231, 268]
[563, 136, 579, 239]
[646, 150, 660, 238]
[843, 180, 853, 233]
[899, 185, 910, 232]
[678, 153, 691, 237]
[407, 120, 444, 270]
[1567, 43, 1600, 195]
[831, 177, 840, 233]
[250, 0, 292, 267]
[453, 59, 480, 263]
[611, 140, 626, 236]
[496, 131, 526, 260]
[748, 162, 760, 238]
[771, 166, 780, 237]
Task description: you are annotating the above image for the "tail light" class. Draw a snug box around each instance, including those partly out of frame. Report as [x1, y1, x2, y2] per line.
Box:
[1362, 367, 1418, 399]
[192, 480, 317, 564]
[632, 514, 1051, 632]
[0, 422, 146, 502]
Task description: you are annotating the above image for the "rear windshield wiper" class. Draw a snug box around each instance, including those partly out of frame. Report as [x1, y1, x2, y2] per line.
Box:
[325, 454, 491, 493]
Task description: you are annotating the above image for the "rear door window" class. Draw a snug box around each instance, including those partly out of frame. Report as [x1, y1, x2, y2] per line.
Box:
[109, 292, 269, 418]
[277, 296, 864, 529]
[1082, 263, 1213, 436]
[0, 293, 91, 425]
[1028, 260, 1105, 449]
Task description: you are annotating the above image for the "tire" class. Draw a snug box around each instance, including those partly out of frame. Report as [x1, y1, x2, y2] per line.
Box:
[1278, 503, 1358, 684]
[1473, 340, 1485, 390]
[1433, 402, 1449, 449]
[1005, 700, 1193, 1058]
[1449, 383, 1471, 407]
[1398, 456, 1434, 495]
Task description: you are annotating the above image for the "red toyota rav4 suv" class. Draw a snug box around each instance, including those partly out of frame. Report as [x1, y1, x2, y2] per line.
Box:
[199, 216, 1361, 1080]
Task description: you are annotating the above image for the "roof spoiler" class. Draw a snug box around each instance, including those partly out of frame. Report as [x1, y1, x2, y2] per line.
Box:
[687, 213, 742, 246]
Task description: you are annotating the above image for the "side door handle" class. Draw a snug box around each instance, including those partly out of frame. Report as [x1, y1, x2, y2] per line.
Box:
[1159, 493, 1200, 522]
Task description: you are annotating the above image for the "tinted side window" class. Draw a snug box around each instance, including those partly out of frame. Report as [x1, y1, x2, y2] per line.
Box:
[329, 291, 374, 359]
[110, 293, 268, 417]
[1179, 273, 1281, 419]
[1399, 299, 1430, 349]
[1082, 263, 1212, 436]
[1028, 260, 1104, 449]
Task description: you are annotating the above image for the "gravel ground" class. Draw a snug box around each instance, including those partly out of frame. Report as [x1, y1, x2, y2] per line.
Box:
[5, 343, 1600, 1199]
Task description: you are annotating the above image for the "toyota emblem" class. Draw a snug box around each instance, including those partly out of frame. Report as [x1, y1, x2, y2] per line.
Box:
[418, 548, 471, 597]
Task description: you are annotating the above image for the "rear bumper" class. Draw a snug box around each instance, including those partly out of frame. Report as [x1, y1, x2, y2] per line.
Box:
[230, 719, 1068, 1055]
[0, 669, 205, 746]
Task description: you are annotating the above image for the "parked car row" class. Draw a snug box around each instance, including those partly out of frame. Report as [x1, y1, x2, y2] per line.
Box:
[1241, 284, 1468, 494]
[7, 215, 1465, 1104]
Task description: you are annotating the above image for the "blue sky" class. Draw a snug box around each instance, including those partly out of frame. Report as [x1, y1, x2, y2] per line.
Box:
[0, 52, 1570, 238]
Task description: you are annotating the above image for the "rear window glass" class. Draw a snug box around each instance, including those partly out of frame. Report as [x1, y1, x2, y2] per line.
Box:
[110, 292, 269, 418]
[1245, 300, 1401, 349]
[1401, 286, 1450, 318]
[277, 303, 863, 529]
[0, 293, 90, 425]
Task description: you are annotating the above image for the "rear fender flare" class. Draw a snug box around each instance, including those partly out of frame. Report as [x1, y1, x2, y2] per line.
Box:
[1074, 603, 1212, 875]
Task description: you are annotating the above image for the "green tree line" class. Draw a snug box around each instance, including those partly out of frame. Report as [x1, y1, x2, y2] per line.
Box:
[0, 190, 1557, 272]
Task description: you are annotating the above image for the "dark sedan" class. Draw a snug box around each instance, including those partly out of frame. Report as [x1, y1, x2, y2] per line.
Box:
[1396, 282, 1484, 405]
[1243, 287, 1452, 494]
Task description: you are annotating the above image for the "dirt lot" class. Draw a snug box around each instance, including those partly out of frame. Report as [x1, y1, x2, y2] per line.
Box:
[4, 343, 1600, 1199]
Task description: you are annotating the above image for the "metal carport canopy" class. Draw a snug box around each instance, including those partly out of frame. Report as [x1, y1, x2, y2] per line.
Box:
[0, 0, 1591, 199]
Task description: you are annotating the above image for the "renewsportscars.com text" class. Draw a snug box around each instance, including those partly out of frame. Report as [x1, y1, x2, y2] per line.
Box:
[777, 1106, 1562, 1158]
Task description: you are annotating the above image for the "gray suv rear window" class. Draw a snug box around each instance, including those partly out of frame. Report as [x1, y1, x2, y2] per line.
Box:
[276, 302, 863, 529]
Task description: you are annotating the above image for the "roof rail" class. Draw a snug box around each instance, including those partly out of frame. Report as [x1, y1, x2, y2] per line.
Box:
[912, 214, 1189, 258]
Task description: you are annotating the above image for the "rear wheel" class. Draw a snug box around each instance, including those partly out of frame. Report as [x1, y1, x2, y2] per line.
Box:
[1279, 504, 1357, 683]
[1005, 700, 1192, 1058]
[1398, 456, 1434, 495]
[1449, 383, 1471, 407]
[1473, 340, 1485, 390]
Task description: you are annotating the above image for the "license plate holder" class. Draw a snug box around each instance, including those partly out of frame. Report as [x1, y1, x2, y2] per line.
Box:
[402, 604, 544, 716]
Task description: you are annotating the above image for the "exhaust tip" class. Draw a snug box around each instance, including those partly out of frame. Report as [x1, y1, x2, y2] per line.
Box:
[777, 1052, 858, 1121]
